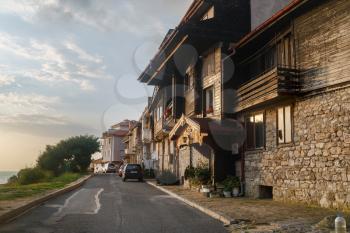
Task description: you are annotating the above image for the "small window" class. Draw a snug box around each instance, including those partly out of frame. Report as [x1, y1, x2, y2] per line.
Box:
[169, 153, 174, 165]
[201, 6, 214, 21]
[202, 49, 216, 77]
[259, 185, 273, 199]
[184, 65, 195, 92]
[204, 86, 214, 116]
[246, 113, 265, 149]
[277, 106, 292, 144]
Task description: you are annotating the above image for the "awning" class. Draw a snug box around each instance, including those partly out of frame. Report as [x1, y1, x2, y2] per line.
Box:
[170, 115, 246, 151]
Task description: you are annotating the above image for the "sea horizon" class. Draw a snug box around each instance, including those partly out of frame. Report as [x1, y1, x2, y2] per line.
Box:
[0, 171, 18, 184]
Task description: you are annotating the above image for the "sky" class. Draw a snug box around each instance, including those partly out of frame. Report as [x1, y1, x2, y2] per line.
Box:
[0, 0, 192, 171]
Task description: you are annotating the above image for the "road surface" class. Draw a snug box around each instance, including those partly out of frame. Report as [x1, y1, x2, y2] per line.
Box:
[0, 174, 228, 233]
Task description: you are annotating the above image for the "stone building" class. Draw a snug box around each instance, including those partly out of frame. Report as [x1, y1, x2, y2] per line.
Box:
[137, 0, 251, 182]
[230, 0, 350, 208]
[101, 120, 136, 165]
[134, 0, 349, 209]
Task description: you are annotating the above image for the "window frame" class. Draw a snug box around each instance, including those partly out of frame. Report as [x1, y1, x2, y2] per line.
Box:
[201, 6, 214, 21]
[276, 105, 293, 145]
[202, 49, 216, 78]
[245, 111, 265, 150]
[184, 65, 195, 93]
[203, 85, 214, 117]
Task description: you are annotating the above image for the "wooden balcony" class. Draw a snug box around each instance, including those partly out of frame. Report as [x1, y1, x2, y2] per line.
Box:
[154, 119, 163, 138]
[235, 67, 300, 112]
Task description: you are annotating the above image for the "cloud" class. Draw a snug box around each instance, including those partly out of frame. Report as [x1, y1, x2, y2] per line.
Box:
[64, 41, 102, 64]
[0, 0, 191, 37]
[0, 32, 109, 91]
[0, 92, 60, 117]
[0, 92, 99, 137]
[0, 74, 15, 87]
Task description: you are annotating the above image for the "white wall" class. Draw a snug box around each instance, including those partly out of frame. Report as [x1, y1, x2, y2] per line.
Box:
[250, 0, 292, 30]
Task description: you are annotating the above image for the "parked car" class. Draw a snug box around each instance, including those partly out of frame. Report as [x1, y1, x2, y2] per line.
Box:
[106, 163, 117, 173]
[122, 164, 143, 182]
[118, 164, 125, 177]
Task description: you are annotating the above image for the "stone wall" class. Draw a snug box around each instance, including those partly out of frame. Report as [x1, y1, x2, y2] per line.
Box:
[244, 86, 350, 208]
[178, 144, 211, 181]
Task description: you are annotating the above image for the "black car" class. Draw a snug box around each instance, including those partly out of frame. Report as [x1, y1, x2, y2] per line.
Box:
[106, 163, 117, 173]
[122, 164, 143, 182]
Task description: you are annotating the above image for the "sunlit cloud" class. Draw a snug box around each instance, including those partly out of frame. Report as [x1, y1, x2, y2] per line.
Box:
[0, 32, 109, 91]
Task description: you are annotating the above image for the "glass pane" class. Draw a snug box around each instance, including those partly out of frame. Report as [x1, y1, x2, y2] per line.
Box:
[278, 107, 285, 143]
[255, 114, 264, 148]
[285, 106, 292, 143]
[209, 89, 213, 107]
[246, 117, 255, 149]
[255, 113, 263, 123]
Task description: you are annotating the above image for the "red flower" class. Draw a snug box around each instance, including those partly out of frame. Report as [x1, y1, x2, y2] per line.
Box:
[206, 106, 213, 114]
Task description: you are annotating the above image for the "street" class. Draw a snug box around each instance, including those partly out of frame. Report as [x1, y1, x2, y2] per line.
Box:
[0, 175, 228, 233]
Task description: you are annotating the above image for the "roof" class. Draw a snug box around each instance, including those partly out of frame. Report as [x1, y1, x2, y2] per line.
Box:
[137, 0, 211, 84]
[102, 130, 129, 138]
[236, 0, 306, 48]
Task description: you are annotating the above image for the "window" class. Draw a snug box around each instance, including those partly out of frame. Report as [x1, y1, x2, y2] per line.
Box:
[204, 86, 214, 116]
[202, 50, 216, 77]
[156, 105, 163, 121]
[246, 113, 264, 149]
[184, 65, 195, 92]
[277, 106, 292, 144]
[277, 33, 294, 68]
[201, 6, 214, 21]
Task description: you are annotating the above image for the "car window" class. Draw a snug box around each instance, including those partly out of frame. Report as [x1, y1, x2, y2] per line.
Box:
[126, 165, 141, 170]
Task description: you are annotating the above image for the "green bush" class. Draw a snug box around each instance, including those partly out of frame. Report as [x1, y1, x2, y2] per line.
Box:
[17, 168, 53, 185]
[143, 169, 155, 179]
[7, 175, 18, 184]
[184, 166, 195, 180]
[222, 176, 240, 191]
[194, 167, 211, 185]
[156, 170, 178, 185]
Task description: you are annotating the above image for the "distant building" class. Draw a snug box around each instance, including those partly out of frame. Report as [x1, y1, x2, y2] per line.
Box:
[101, 120, 136, 165]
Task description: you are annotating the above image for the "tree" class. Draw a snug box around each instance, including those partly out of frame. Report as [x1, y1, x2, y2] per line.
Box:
[37, 135, 100, 174]
[64, 135, 100, 172]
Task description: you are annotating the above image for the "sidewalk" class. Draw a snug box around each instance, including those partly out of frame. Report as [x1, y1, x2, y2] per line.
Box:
[147, 181, 342, 233]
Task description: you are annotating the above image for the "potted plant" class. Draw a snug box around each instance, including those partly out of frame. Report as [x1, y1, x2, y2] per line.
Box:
[231, 177, 241, 197]
[222, 176, 240, 198]
[223, 185, 232, 198]
[215, 182, 224, 195]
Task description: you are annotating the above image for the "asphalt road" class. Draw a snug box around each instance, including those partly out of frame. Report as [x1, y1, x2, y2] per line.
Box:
[0, 174, 228, 233]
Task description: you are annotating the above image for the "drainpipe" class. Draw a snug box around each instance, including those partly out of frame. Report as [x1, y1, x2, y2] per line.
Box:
[240, 148, 245, 197]
[220, 45, 236, 118]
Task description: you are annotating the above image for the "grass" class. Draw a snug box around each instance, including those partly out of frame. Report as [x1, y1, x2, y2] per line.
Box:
[0, 172, 84, 201]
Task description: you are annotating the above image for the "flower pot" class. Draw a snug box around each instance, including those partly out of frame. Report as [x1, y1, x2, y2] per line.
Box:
[201, 187, 210, 193]
[223, 191, 231, 198]
[232, 187, 240, 197]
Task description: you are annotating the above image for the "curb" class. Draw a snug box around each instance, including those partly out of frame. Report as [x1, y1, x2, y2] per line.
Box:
[146, 181, 233, 226]
[0, 175, 92, 225]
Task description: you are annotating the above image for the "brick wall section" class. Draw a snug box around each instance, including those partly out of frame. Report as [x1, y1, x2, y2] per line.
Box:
[244, 87, 350, 208]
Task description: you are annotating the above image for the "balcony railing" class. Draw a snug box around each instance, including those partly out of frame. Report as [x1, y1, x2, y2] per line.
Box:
[235, 67, 300, 112]
[154, 119, 163, 137]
